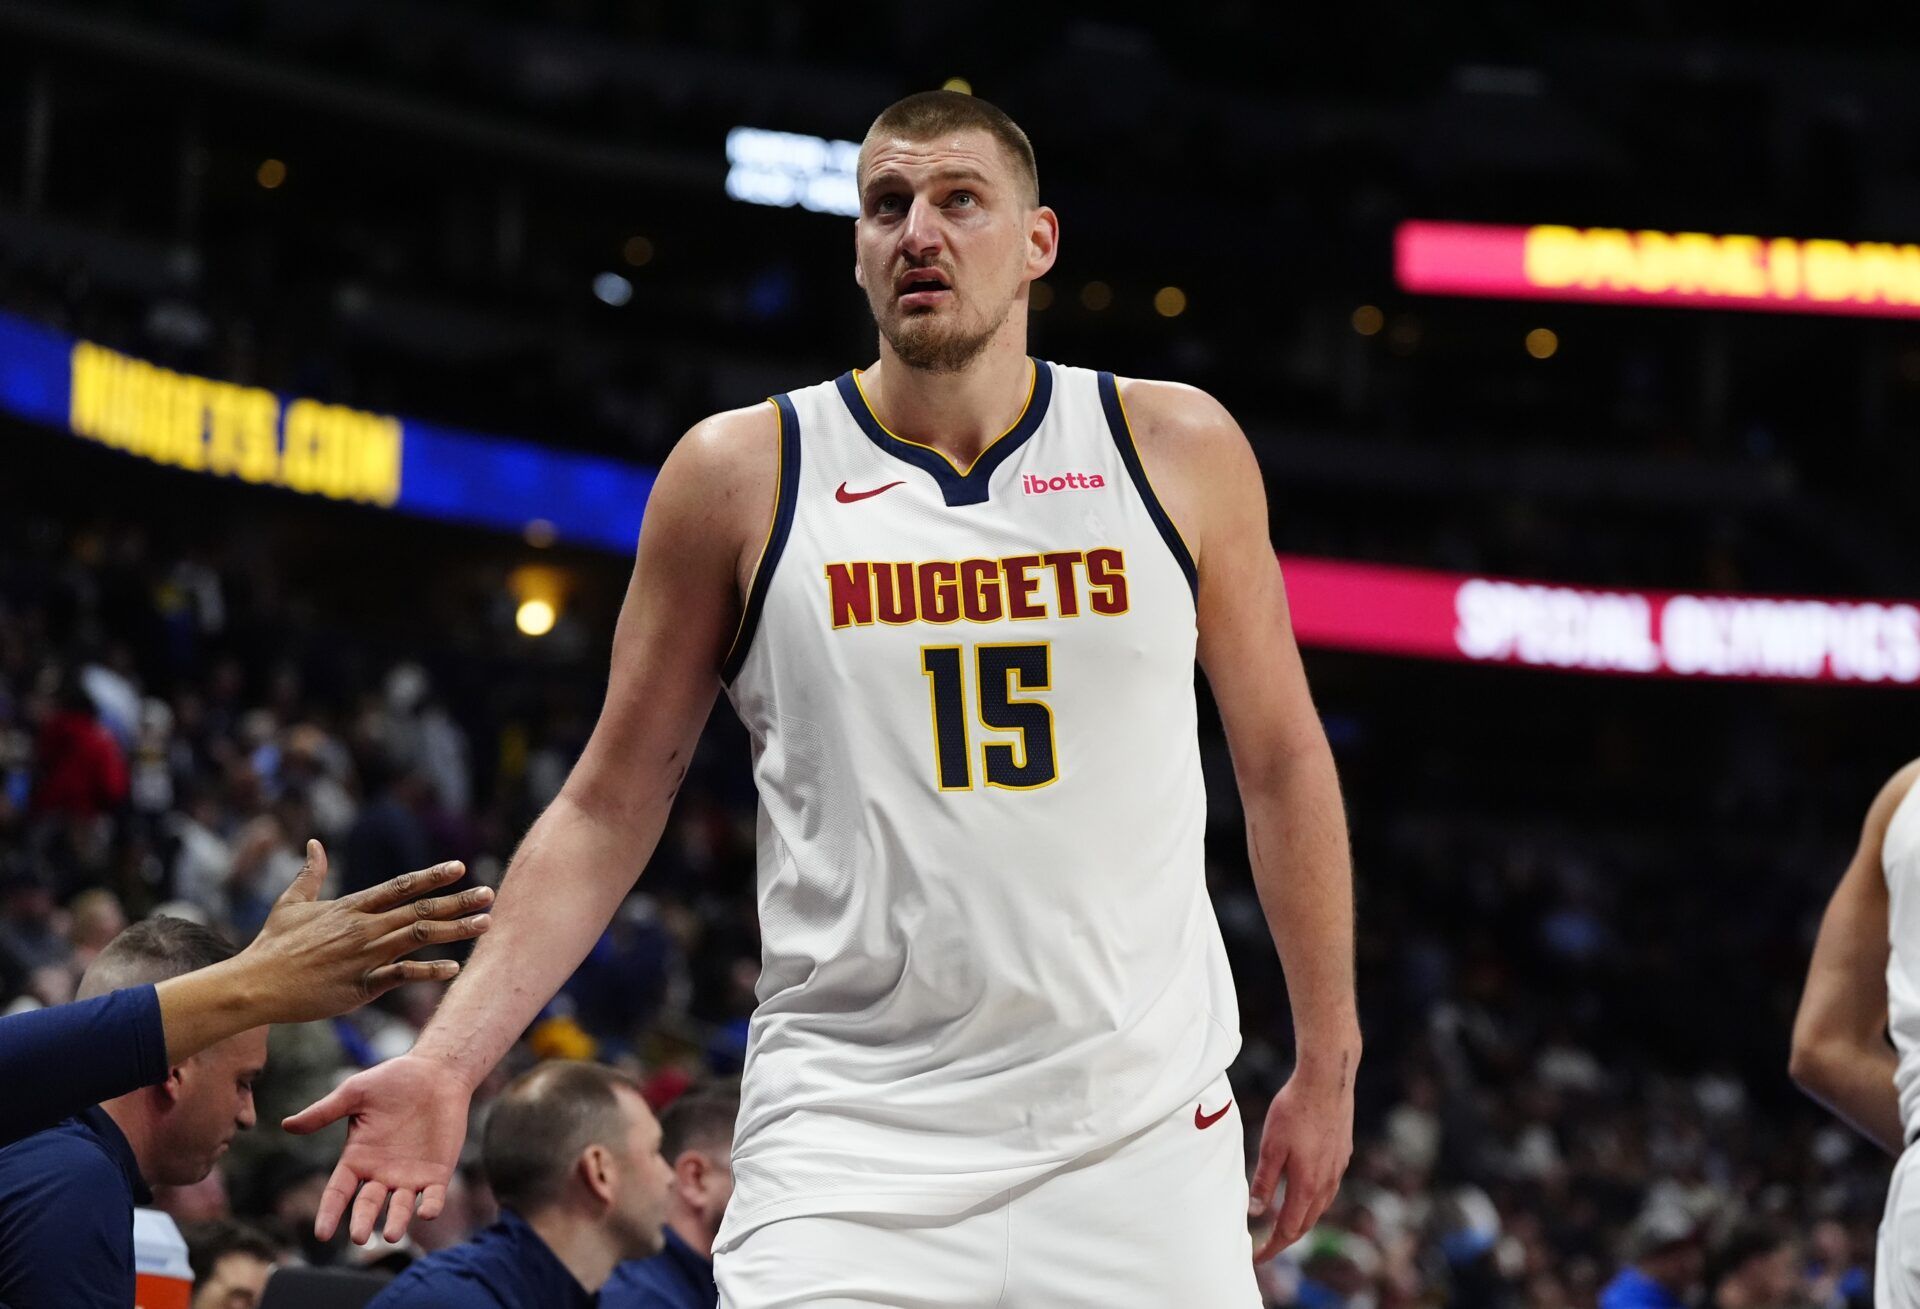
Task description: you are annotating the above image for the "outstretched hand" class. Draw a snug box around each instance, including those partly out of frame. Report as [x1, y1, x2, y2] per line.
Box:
[1248, 1056, 1356, 1263]
[244, 840, 493, 1023]
[283, 1052, 474, 1244]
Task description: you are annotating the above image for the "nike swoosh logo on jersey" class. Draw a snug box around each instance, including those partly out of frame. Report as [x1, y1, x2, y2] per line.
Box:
[1194, 1101, 1232, 1130]
[835, 480, 905, 503]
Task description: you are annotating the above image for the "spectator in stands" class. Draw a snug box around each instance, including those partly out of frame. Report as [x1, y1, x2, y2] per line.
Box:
[185, 1219, 280, 1309]
[342, 746, 430, 899]
[1600, 1205, 1705, 1309]
[369, 1060, 674, 1308]
[31, 670, 128, 820]
[603, 1082, 737, 1308]
[67, 886, 127, 978]
[1704, 1224, 1800, 1308]
[0, 864, 69, 986]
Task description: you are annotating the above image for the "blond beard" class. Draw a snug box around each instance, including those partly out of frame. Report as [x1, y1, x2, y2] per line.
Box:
[878, 293, 1014, 374]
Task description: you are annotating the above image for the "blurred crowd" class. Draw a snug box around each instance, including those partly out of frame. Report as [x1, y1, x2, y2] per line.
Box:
[0, 497, 1898, 1308]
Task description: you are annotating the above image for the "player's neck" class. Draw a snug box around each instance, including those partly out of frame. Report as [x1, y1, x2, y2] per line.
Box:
[862, 336, 1034, 468]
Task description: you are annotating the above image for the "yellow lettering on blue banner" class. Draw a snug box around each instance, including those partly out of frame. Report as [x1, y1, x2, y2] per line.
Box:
[67, 341, 402, 506]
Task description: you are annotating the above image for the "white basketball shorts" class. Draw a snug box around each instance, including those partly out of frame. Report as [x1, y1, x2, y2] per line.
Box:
[714, 1070, 1262, 1308]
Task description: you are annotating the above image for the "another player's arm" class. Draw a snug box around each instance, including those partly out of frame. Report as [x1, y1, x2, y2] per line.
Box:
[284, 404, 777, 1243]
[1788, 760, 1919, 1156]
[1120, 379, 1358, 1258]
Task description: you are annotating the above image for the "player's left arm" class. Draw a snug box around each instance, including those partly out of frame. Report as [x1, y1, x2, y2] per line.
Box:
[1119, 379, 1359, 1259]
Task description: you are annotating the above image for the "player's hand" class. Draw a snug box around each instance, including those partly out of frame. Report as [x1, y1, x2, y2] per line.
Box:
[282, 1052, 473, 1244]
[240, 840, 493, 1023]
[1248, 1055, 1356, 1262]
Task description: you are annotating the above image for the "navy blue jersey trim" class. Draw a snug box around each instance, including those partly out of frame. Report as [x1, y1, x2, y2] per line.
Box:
[721, 393, 801, 684]
[834, 359, 1053, 507]
[1098, 372, 1199, 601]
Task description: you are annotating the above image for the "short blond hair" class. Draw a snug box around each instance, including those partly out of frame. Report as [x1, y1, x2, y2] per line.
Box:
[860, 89, 1039, 206]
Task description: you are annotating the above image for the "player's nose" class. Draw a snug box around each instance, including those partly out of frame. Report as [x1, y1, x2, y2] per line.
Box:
[899, 197, 945, 258]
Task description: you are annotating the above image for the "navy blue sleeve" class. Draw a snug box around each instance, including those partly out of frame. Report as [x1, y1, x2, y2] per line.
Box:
[0, 1137, 134, 1308]
[0, 986, 168, 1148]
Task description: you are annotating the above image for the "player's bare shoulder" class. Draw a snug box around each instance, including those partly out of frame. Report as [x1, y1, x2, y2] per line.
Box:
[1867, 758, 1920, 839]
[1112, 378, 1264, 570]
[655, 401, 784, 596]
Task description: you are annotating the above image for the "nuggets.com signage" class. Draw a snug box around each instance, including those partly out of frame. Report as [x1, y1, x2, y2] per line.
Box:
[69, 341, 402, 506]
[1281, 556, 1920, 685]
[0, 309, 654, 553]
[1396, 220, 1920, 317]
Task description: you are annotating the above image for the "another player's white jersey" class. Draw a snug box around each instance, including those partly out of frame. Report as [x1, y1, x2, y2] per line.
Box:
[1887, 778, 1920, 1144]
[714, 359, 1241, 1249]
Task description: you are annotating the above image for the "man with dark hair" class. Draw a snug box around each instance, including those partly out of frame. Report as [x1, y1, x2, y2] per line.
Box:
[367, 1060, 673, 1308]
[299, 86, 1357, 1307]
[185, 1219, 281, 1309]
[0, 842, 492, 1307]
[603, 1084, 739, 1308]
[1704, 1224, 1800, 1309]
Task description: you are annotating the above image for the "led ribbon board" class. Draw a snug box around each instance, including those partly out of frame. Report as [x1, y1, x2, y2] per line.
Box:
[0, 311, 654, 552]
[7, 311, 1917, 684]
[1396, 220, 1920, 317]
[1282, 555, 1920, 685]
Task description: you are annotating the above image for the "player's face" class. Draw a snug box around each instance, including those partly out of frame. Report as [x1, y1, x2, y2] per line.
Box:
[855, 129, 1056, 373]
[157, 1028, 266, 1186]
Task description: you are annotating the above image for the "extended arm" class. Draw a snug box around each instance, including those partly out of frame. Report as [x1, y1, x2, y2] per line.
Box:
[1789, 760, 1918, 1156]
[1122, 379, 1358, 1259]
[286, 405, 775, 1243]
[0, 844, 489, 1148]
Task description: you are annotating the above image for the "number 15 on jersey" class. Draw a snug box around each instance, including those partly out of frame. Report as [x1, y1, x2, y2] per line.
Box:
[920, 643, 1060, 791]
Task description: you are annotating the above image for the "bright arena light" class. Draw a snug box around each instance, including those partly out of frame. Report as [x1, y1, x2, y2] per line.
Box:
[725, 127, 861, 217]
[593, 272, 633, 306]
[515, 598, 556, 637]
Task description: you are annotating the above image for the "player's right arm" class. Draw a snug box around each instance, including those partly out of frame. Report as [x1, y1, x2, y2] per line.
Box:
[1788, 759, 1920, 1156]
[282, 403, 778, 1244]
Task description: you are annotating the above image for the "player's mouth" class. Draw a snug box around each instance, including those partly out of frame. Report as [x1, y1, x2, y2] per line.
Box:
[895, 267, 953, 310]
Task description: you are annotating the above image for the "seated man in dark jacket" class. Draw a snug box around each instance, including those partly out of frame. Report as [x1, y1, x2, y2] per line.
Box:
[369, 1060, 673, 1309]
[603, 1082, 738, 1309]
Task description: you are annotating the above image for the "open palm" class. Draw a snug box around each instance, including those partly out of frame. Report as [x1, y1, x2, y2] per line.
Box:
[283, 1053, 472, 1244]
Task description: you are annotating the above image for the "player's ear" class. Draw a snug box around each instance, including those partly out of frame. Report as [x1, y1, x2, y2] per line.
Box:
[1026, 206, 1059, 279]
[854, 244, 867, 291]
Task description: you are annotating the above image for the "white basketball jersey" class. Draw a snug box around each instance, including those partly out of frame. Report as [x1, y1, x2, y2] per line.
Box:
[1886, 778, 1920, 1143]
[713, 358, 1242, 1250]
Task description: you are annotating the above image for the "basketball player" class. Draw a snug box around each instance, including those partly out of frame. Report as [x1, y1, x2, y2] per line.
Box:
[287, 90, 1359, 1305]
[1792, 759, 1920, 1305]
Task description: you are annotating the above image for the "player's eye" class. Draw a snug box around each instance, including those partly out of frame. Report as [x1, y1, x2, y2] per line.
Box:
[871, 194, 904, 215]
[948, 192, 976, 207]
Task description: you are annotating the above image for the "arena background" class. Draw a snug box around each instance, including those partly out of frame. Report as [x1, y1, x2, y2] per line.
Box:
[4, 2, 1919, 1303]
